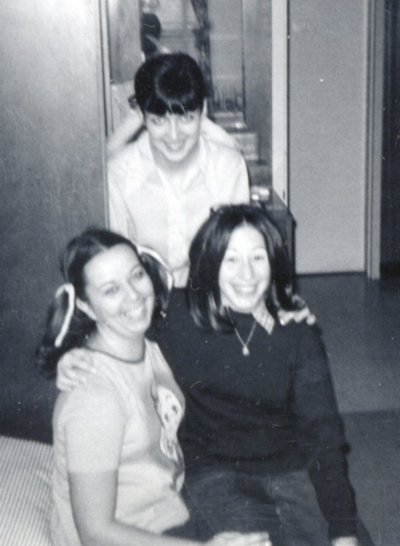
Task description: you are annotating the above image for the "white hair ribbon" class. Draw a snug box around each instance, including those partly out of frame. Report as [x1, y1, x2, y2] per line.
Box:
[136, 243, 174, 291]
[54, 283, 75, 348]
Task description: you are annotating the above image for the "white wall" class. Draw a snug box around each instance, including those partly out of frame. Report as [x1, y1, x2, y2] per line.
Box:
[289, 0, 369, 273]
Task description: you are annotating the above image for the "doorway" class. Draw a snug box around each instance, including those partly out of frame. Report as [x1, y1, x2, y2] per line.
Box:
[381, 0, 400, 275]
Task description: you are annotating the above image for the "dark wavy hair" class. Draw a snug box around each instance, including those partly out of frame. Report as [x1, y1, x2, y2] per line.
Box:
[36, 229, 170, 378]
[134, 52, 207, 116]
[187, 204, 305, 331]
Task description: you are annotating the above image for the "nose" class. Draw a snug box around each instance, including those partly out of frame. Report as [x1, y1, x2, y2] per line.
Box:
[125, 282, 140, 301]
[239, 258, 254, 280]
[167, 116, 179, 141]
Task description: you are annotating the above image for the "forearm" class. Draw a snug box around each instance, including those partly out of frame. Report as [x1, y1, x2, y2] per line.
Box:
[107, 109, 143, 157]
[77, 519, 200, 546]
[308, 448, 357, 539]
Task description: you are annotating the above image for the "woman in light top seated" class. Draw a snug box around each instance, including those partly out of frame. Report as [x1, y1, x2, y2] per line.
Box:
[36, 228, 270, 546]
[107, 52, 249, 288]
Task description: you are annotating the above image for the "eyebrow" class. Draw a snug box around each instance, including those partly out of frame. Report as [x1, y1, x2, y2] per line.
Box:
[225, 246, 267, 252]
[93, 263, 143, 289]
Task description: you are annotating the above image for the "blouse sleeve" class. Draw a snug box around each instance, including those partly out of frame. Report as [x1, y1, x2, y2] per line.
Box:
[107, 156, 137, 242]
[213, 146, 250, 205]
[230, 154, 250, 203]
[291, 324, 357, 539]
[201, 117, 240, 150]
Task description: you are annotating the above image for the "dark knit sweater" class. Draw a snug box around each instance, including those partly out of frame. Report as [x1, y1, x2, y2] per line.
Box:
[150, 289, 357, 539]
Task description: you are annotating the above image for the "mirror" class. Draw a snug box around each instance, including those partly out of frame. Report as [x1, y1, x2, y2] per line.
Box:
[104, 0, 287, 201]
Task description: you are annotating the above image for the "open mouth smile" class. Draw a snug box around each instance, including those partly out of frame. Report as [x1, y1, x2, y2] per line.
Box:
[123, 304, 146, 319]
[232, 285, 258, 295]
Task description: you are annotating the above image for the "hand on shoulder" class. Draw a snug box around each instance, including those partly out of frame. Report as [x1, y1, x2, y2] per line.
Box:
[57, 348, 94, 392]
[278, 306, 316, 327]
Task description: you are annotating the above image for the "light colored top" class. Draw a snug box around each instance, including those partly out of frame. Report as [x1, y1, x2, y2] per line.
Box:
[108, 131, 250, 287]
[51, 340, 188, 546]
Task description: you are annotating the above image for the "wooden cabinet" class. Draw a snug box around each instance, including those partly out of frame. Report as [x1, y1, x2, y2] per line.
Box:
[0, 0, 107, 441]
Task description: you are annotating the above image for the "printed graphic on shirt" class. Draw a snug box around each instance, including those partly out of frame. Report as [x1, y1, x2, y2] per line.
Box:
[152, 384, 185, 488]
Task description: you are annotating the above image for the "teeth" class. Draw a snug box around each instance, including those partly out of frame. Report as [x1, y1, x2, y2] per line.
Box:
[123, 305, 144, 318]
[234, 286, 255, 295]
[165, 143, 184, 151]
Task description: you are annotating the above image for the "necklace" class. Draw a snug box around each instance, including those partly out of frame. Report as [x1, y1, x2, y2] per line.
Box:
[233, 319, 257, 356]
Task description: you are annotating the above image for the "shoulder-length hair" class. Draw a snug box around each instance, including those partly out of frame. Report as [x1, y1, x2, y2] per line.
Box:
[187, 204, 302, 331]
[36, 228, 170, 378]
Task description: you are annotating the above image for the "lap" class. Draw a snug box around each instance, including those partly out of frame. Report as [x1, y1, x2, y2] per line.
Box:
[184, 466, 331, 546]
[183, 467, 282, 543]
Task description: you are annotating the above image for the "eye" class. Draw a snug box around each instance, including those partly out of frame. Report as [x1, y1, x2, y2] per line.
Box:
[223, 254, 238, 265]
[131, 267, 146, 281]
[104, 284, 119, 296]
[253, 253, 267, 262]
[148, 114, 166, 126]
[180, 112, 196, 123]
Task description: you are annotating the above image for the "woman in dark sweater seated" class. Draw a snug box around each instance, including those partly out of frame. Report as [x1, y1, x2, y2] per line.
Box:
[58, 205, 359, 546]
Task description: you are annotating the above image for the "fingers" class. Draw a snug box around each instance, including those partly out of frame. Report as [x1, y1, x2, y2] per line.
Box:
[231, 532, 271, 546]
[278, 310, 295, 326]
[210, 531, 271, 546]
[56, 349, 94, 392]
[306, 312, 317, 326]
[293, 308, 309, 323]
[278, 307, 317, 326]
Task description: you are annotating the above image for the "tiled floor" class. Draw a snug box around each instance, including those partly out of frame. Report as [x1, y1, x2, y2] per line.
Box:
[298, 274, 400, 546]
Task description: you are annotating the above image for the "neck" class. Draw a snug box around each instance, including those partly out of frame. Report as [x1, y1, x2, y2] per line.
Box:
[88, 328, 145, 364]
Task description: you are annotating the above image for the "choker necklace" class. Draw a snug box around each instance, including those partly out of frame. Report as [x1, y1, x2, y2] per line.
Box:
[233, 319, 257, 356]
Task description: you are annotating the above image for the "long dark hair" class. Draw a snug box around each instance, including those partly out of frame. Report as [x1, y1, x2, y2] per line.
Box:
[36, 228, 170, 378]
[187, 204, 305, 331]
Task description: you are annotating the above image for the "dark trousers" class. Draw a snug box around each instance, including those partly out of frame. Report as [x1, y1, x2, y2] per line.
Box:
[182, 466, 331, 546]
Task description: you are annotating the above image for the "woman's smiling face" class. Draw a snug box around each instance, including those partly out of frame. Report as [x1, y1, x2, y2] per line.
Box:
[145, 109, 203, 169]
[219, 223, 271, 314]
[79, 244, 155, 341]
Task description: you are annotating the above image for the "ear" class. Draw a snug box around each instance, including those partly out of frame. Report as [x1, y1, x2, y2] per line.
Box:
[76, 298, 97, 321]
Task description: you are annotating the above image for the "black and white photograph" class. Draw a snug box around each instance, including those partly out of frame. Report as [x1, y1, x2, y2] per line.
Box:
[0, 1, 398, 545]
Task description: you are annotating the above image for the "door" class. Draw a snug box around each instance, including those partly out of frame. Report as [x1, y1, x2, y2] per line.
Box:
[381, 0, 400, 275]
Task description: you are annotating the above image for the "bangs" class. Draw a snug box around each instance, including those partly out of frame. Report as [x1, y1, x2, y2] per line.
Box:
[144, 85, 202, 116]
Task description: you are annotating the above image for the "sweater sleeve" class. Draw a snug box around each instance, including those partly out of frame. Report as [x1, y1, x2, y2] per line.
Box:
[291, 324, 357, 539]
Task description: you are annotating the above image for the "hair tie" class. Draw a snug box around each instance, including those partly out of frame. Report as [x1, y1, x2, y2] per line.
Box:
[54, 283, 75, 348]
[136, 243, 174, 291]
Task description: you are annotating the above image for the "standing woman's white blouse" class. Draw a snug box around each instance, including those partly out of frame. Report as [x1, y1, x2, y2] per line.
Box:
[108, 129, 250, 288]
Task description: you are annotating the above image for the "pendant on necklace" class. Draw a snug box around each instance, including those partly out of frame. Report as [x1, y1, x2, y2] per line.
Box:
[232, 318, 257, 357]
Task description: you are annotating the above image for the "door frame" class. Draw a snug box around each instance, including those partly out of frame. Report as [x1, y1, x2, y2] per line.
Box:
[365, 0, 385, 279]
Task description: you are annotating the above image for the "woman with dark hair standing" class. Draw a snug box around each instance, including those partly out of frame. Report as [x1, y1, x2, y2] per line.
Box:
[37, 228, 270, 546]
[107, 52, 249, 288]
